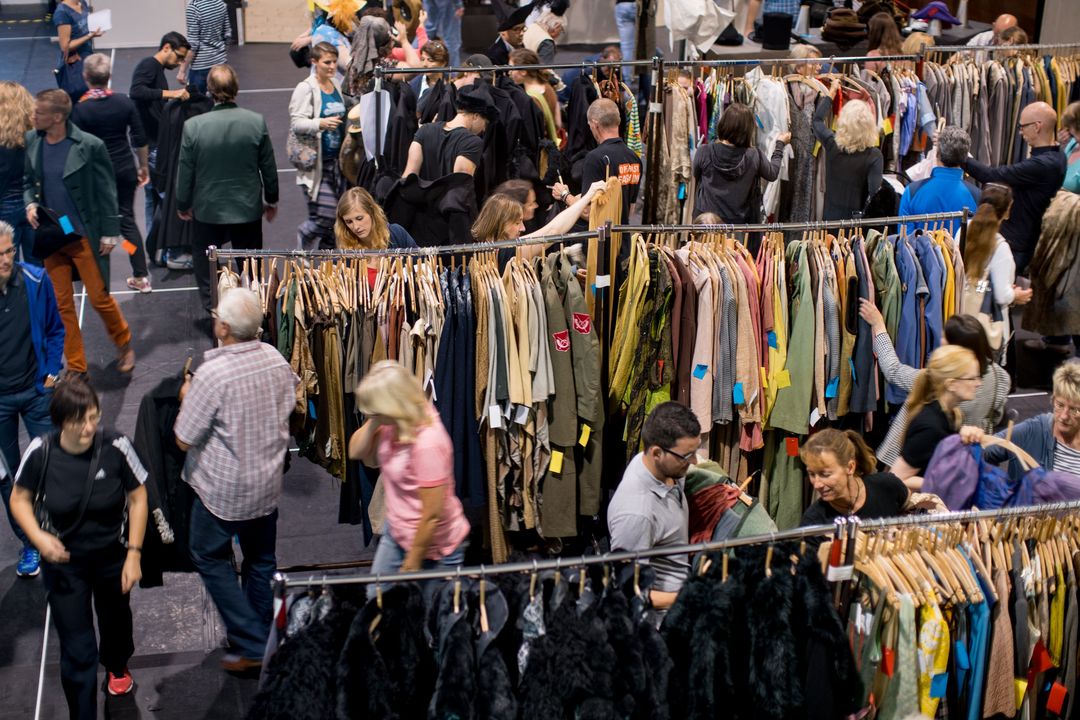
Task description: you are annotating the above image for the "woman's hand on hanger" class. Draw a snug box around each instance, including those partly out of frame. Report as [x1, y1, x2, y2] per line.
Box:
[1012, 285, 1033, 305]
[583, 180, 608, 202]
[776, 131, 792, 145]
[857, 298, 887, 335]
[958, 426, 985, 445]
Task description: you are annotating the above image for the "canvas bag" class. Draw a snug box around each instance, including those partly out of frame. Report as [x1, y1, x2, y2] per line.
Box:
[960, 237, 1007, 352]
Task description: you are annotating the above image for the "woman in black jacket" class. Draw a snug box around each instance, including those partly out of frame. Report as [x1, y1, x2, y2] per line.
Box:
[11, 378, 148, 717]
[812, 81, 884, 220]
[692, 103, 790, 223]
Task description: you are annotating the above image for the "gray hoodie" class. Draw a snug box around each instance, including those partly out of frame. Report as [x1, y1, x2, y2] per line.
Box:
[692, 140, 785, 223]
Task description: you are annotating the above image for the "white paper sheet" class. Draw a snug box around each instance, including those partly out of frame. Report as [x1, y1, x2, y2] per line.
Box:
[88, 9, 112, 33]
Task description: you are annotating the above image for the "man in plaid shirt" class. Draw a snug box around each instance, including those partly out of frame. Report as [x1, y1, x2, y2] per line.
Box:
[175, 288, 297, 673]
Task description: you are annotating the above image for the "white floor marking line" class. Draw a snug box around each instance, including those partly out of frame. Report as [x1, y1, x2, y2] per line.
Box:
[1008, 391, 1049, 399]
[77, 291, 86, 328]
[238, 87, 295, 94]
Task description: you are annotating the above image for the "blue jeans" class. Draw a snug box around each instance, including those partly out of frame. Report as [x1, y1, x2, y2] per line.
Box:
[614, 2, 637, 85]
[423, 0, 463, 67]
[143, 145, 161, 255]
[0, 195, 38, 266]
[0, 385, 53, 547]
[367, 524, 466, 601]
[188, 67, 211, 95]
[189, 497, 277, 660]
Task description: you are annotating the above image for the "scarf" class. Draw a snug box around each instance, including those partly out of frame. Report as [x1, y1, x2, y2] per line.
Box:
[78, 88, 112, 102]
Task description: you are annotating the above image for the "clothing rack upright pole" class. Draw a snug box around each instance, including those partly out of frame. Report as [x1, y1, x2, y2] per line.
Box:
[271, 500, 1080, 592]
[614, 208, 968, 235]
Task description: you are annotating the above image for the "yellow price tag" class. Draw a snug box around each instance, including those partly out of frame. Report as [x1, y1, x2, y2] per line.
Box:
[1015, 679, 1028, 710]
[550, 450, 564, 474]
[775, 369, 791, 389]
[578, 424, 591, 447]
[760, 367, 768, 389]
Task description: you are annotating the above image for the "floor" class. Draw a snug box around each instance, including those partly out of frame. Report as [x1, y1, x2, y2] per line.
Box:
[0, 4, 1062, 718]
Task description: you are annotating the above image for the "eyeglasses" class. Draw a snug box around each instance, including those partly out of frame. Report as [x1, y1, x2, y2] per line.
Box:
[1053, 399, 1080, 419]
[1018, 121, 1039, 130]
[661, 446, 698, 463]
[0, 246, 16, 258]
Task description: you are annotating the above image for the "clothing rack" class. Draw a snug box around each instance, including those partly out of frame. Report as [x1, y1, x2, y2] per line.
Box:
[273, 500, 1080, 591]
[613, 208, 969, 234]
[376, 59, 657, 77]
[670, 54, 919, 68]
[921, 42, 1080, 56]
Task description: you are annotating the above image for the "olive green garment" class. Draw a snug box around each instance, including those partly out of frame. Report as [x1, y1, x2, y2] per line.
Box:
[866, 229, 902, 342]
[762, 431, 806, 531]
[769, 243, 814, 435]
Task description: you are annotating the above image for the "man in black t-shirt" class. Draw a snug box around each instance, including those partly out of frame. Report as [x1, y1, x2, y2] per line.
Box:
[403, 82, 495, 181]
[550, 97, 641, 224]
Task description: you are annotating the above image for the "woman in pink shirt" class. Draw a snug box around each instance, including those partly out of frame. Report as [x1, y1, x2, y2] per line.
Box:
[349, 361, 469, 591]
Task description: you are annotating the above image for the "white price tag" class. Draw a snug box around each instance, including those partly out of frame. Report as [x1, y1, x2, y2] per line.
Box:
[826, 564, 855, 582]
[514, 404, 530, 425]
[488, 404, 503, 429]
[594, 274, 611, 289]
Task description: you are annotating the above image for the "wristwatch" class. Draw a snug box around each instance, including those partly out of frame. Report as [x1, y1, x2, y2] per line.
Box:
[560, 190, 570, 203]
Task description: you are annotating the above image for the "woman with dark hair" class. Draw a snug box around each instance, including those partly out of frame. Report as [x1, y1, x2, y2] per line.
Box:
[799, 429, 909, 525]
[290, 42, 347, 251]
[962, 183, 1031, 350]
[509, 48, 561, 144]
[492, 178, 541, 231]
[866, 12, 903, 73]
[691, 103, 790, 223]
[860, 301, 1011, 471]
[10, 378, 148, 714]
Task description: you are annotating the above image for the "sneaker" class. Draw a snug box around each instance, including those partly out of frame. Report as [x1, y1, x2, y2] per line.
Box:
[117, 344, 136, 374]
[126, 276, 153, 294]
[16, 547, 40, 577]
[165, 252, 194, 271]
[220, 654, 262, 674]
[106, 669, 134, 696]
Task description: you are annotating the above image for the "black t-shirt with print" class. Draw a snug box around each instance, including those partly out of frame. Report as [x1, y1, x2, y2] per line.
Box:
[800, 472, 910, 526]
[15, 430, 145, 556]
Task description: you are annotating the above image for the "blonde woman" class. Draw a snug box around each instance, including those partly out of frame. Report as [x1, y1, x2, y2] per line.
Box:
[509, 48, 561, 143]
[0, 81, 36, 262]
[893, 345, 986, 488]
[334, 187, 418, 250]
[348, 361, 469, 587]
[812, 89, 883, 220]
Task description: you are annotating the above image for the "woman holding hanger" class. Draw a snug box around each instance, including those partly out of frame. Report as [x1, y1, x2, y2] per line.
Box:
[10, 378, 148, 714]
[812, 83, 883, 220]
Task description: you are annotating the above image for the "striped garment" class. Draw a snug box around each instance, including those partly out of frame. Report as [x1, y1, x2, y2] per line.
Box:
[1054, 442, 1080, 477]
[186, 0, 230, 70]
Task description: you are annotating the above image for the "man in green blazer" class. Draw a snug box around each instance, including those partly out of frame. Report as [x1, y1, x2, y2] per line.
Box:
[175, 64, 278, 315]
[23, 89, 134, 378]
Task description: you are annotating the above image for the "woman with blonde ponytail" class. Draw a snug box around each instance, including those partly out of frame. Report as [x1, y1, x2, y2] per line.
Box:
[893, 345, 986, 487]
[799, 429, 910, 525]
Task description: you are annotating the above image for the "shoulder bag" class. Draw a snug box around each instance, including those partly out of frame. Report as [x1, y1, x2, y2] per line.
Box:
[33, 429, 103, 541]
[286, 82, 319, 172]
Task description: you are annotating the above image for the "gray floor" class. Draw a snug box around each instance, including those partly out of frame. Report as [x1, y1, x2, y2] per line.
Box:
[0, 4, 1065, 718]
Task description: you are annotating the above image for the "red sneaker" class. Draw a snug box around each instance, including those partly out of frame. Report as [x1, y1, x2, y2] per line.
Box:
[106, 669, 134, 696]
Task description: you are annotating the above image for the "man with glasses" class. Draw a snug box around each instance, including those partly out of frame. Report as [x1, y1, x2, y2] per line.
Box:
[608, 402, 700, 620]
[129, 31, 191, 268]
[0, 222, 64, 578]
[968, 360, 1080, 484]
[963, 101, 1066, 275]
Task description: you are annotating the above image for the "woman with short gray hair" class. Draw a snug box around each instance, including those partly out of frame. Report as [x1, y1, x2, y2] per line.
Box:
[70, 53, 154, 292]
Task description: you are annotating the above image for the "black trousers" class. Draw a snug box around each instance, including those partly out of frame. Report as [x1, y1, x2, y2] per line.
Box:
[42, 544, 133, 720]
[116, 173, 149, 278]
[192, 219, 263, 313]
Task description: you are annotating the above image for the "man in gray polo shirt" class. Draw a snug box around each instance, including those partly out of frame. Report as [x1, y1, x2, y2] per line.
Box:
[608, 402, 700, 616]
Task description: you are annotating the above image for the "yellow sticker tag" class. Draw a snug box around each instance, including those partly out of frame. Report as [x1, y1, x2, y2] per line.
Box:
[775, 369, 792, 389]
[760, 367, 768, 389]
[578, 424, 591, 447]
[1015, 679, 1028, 709]
[550, 450, 564, 475]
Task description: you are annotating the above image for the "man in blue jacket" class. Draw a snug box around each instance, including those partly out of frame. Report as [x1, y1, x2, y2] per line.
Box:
[0, 221, 64, 578]
[899, 126, 981, 235]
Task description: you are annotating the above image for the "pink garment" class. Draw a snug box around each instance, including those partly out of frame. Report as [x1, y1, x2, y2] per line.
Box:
[695, 79, 707, 141]
[377, 406, 470, 559]
[390, 24, 429, 62]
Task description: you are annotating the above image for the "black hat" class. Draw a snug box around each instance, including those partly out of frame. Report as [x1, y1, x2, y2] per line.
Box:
[492, 0, 535, 31]
[463, 53, 494, 69]
[759, 12, 792, 51]
[455, 82, 498, 122]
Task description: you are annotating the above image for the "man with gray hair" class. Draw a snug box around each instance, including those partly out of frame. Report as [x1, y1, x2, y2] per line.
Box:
[899, 126, 981, 234]
[71, 53, 153, 293]
[174, 287, 297, 673]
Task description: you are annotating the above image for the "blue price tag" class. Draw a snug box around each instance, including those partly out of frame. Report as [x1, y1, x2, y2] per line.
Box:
[308, 399, 317, 419]
[733, 382, 745, 405]
[767, 330, 778, 349]
[825, 377, 839, 398]
[692, 364, 708, 380]
[58, 215, 74, 235]
[848, 357, 857, 385]
[677, 183, 686, 201]
[930, 673, 948, 699]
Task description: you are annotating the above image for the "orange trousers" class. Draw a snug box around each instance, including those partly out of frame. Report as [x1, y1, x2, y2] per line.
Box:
[44, 238, 131, 373]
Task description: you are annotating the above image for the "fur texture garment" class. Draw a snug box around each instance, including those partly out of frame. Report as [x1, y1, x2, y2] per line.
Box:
[247, 601, 357, 720]
[336, 584, 434, 719]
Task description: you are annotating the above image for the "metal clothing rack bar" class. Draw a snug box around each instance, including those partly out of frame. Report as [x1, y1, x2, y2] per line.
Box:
[273, 500, 1080, 590]
[922, 42, 1080, 56]
[614, 209, 968, 235]
[672, 54, 918, 68]
[207, 230, 599, 263]
[376, 59, 656, 77]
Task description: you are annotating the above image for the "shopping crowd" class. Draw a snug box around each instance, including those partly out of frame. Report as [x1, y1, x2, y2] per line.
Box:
[4, 1, 1080, 717]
